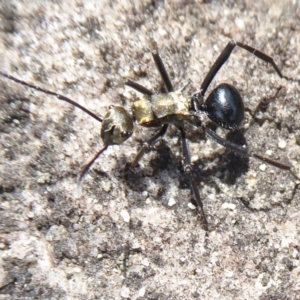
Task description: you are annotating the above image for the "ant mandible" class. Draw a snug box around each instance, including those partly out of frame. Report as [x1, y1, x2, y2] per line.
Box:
[1, 40, 298, 235]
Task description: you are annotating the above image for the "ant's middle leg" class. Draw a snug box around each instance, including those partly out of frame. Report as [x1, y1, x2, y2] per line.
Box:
[125, 47, 174, 95]
[178, 126, 209, 235]
[124, 79, 153, 96]
[151, 46, 174, 93]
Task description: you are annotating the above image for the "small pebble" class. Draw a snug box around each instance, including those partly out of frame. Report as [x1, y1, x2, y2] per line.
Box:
[120, 210, 130, 223]
[138, 286, 146, 297]
[188, 202, 196, 210]
[141, 258, 149, 266]
[221, 202, 236, 210]
[259, 164, 267, 172]
[266, 150, 273, 156]
[168, 198, 176, 207]
[278, 139, 287, 149]
[120, 286, 130, 298]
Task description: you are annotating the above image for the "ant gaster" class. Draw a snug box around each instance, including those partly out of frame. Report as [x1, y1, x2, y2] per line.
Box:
[1, 40, 298, 236]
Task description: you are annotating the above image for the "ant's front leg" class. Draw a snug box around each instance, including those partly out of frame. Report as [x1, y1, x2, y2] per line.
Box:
[131, 124, 169, 168]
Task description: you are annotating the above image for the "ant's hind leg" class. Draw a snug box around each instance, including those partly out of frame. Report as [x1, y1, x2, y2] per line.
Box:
[195, 40, 283, 102]
[205, 127, 299, 181]
[251, 152, 300, 181]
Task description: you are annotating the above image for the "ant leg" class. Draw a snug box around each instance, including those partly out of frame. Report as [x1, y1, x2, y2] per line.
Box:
[194, 40, 283, 101]
[125, 47, 174, 95]
[235, 41, 282, 77]
[152, 49, 174, 92]
[125, 49, 174, 94]
[0, 70, 102, 123]
[131, 124, 168, 167]
[178, 126, 209, 235]
[205, 127, 299, 180]
[77, 145, 109, 192]
[124, 79, 153, 96]
[246, 86, 283, 121]
[251, 153, 299, 181]
[205, 127, 248, 156]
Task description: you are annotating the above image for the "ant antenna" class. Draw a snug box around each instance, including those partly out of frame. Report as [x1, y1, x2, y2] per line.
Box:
[0, 71, 103, 123]
[1, 69, 110, 194]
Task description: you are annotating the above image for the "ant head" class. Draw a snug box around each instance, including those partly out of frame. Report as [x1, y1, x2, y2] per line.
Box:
[101, 106, 134, 146]
[77, 105, 134, 191]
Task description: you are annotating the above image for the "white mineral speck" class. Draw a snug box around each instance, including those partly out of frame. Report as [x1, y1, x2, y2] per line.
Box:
[221, 202, 236, 210]
[120, 210, 130, 223]
[259, 164, 267, 172]
[278, 138, 287, 149]
[141, 258, 149, 266]
[266, 150, 273, 156]
[168, 198, 176, 207]
[120, 286, 130, 298]
[138, 286, 146, 297]
[225, 271, 234, 278]
[188, 202, 196, 210]
[73, 267, 82, 273]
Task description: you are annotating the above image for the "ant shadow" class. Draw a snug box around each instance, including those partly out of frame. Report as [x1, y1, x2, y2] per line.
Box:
[122, 127, 249, 204]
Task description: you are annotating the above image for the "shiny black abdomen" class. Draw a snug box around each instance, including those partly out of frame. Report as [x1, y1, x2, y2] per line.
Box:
[205, 83, 244, 129]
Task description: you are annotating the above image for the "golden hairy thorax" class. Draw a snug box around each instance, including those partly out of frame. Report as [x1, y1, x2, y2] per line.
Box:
[132, 89, 191, 127]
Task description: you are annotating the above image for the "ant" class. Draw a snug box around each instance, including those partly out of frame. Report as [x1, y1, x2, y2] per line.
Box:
[1, 40, 298, 236]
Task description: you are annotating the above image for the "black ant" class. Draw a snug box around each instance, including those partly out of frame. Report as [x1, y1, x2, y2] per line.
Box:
[1, 40, 298, 236]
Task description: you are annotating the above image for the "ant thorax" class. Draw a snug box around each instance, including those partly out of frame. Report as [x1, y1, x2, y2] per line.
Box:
[132, 89, 191, 127]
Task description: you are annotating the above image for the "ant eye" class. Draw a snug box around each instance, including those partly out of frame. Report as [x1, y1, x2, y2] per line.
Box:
[121, 130, 129, 137]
